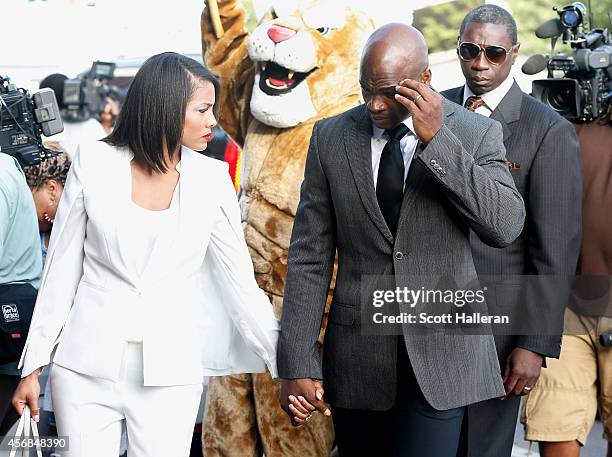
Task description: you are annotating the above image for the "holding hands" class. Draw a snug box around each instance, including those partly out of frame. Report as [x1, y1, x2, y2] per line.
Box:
[280, 378, 331, 426]
[394, 79, 444, 144]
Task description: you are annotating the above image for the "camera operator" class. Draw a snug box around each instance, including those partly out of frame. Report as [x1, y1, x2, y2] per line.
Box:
[520, 4, 612, 455]
[0, 152, 43, 435]
[38, 73, 109, 158]
[522, 108, 612, 457]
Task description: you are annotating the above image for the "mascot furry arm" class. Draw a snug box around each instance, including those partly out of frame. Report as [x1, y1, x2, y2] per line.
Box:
[201, 0, 255, 146]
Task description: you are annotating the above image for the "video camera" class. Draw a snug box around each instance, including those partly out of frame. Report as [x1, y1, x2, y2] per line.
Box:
[522, 2, 612, 122]
[0, 76, 63, 166]
[63, 61, 118, 122]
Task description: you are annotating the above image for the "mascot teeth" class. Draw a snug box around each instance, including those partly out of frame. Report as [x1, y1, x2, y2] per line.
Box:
[258, 61, 313, 96]
[266, 79, 288, 89]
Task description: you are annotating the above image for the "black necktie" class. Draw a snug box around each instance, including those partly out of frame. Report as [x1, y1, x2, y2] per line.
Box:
[376, 124, 410, 235]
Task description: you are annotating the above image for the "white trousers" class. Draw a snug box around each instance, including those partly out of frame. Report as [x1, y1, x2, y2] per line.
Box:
[50, 343, 203, 457]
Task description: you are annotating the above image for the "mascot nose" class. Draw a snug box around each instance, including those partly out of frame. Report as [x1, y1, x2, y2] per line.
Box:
[267, 25, 297, 44]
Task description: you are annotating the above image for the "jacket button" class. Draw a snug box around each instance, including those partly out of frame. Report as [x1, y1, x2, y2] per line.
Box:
[430, 159, 437, 166]
[395, 251, 404, 260]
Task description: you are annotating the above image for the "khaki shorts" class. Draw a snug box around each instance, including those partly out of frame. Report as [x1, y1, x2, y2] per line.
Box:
[521, 308, 612, 445]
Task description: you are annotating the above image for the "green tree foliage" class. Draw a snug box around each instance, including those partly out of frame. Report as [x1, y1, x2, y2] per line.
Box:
[242, 0, 259, 32]
[413, 0, 483, 52]
[414, 0, 611, 54]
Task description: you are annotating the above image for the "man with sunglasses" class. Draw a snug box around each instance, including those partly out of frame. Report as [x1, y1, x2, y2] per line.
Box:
[442, 5, 582, 457]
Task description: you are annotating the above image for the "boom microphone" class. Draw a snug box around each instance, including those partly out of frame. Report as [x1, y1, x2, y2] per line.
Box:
[522, 54, 549, 75]
[536, 19, 563, 38]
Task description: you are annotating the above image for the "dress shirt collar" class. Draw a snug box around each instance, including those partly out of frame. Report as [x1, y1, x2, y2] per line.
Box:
[372, 116, 416, 140]
[462, 74, 515, 113]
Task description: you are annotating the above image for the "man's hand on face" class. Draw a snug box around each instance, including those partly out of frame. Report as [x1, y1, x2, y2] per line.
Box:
[501, 347, 543, 399]
[394, 79, 444, 144]
[280, 378, 331, 426]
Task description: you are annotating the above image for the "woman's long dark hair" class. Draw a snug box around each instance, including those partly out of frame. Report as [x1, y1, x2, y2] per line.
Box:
[103, 52, 220, 173]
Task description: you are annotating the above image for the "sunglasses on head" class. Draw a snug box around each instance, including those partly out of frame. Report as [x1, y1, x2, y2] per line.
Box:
[457, 42, 514, 65]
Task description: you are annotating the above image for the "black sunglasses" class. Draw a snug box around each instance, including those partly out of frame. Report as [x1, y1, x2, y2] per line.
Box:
[457, 42, 514, 65]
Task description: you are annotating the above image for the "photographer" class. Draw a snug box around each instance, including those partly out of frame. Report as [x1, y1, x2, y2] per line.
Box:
[520, 5, 612, 455]
[0, 152, 42, 434]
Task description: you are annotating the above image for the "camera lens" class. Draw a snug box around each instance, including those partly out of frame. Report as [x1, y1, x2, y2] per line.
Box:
[545, 87, 572, 114]
[561, 10, 581, 27]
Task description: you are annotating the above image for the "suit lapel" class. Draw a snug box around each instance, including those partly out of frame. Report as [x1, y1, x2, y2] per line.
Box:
[344, 106, 394, 244]
[446, 86, 465, 106]
[490, 81, 523, 143]
[111, 148, 142, 285]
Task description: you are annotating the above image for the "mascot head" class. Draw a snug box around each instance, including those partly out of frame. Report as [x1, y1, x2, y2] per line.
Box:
[247, 0, 374, 128]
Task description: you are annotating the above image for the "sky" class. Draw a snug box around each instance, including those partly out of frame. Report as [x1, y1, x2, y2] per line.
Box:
[3, 0, 427, 68]
[3, 0, 205, 77]
[1, 0, 541, 93]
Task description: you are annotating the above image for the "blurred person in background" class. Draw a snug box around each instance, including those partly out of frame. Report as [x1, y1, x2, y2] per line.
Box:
[0, 152, 42, 436]
[100, 97, 120, 135]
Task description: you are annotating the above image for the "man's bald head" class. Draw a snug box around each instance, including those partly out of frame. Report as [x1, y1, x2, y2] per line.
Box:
[361, 23, 429, 79]
[359, 23, 432, 130]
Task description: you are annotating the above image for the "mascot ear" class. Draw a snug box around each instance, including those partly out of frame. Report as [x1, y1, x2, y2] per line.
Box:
[257, 8, 276, 26]
[253, 0, 279, 24]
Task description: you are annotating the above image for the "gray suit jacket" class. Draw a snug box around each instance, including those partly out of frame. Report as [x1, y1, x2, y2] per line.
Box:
[278, 99, 526, 411]
[442, 83, 582, 363]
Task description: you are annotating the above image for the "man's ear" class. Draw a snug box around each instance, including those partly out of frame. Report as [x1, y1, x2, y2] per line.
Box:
[511, 43, 521, 65]
[421, 68, 432, 85]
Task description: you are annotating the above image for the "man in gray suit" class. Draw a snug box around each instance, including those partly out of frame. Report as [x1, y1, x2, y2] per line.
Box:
[441, 5, 582, 457]
[277, 23, 525, 456]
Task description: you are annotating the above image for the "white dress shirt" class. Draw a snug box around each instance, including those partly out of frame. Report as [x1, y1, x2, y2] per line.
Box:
[462, 74, 515, 118]
[128, 182, 180, 277]
[122, 183, 180, 342]
[371, 116, 419, 189]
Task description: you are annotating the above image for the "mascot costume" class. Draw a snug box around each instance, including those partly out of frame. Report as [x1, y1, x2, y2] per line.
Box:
[201, 1, 374, 455]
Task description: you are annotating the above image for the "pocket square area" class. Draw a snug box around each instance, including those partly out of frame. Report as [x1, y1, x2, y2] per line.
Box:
[507, 161, 521, 171]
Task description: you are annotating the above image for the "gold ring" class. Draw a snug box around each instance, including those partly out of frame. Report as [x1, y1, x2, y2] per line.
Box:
[305, 414, 312, 422]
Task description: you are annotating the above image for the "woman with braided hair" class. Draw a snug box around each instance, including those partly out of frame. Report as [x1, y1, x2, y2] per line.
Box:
[23, 142, 72, 262]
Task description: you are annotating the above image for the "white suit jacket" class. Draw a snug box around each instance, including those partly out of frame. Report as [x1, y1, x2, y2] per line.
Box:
[18, 141, 279, 385]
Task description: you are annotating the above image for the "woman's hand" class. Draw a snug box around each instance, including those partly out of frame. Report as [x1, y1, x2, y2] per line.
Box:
[11, 369, 42, 422]
[280, 378, 331, 426]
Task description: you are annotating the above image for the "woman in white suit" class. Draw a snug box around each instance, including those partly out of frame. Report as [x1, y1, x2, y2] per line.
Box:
[11, 52, 279, 457]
